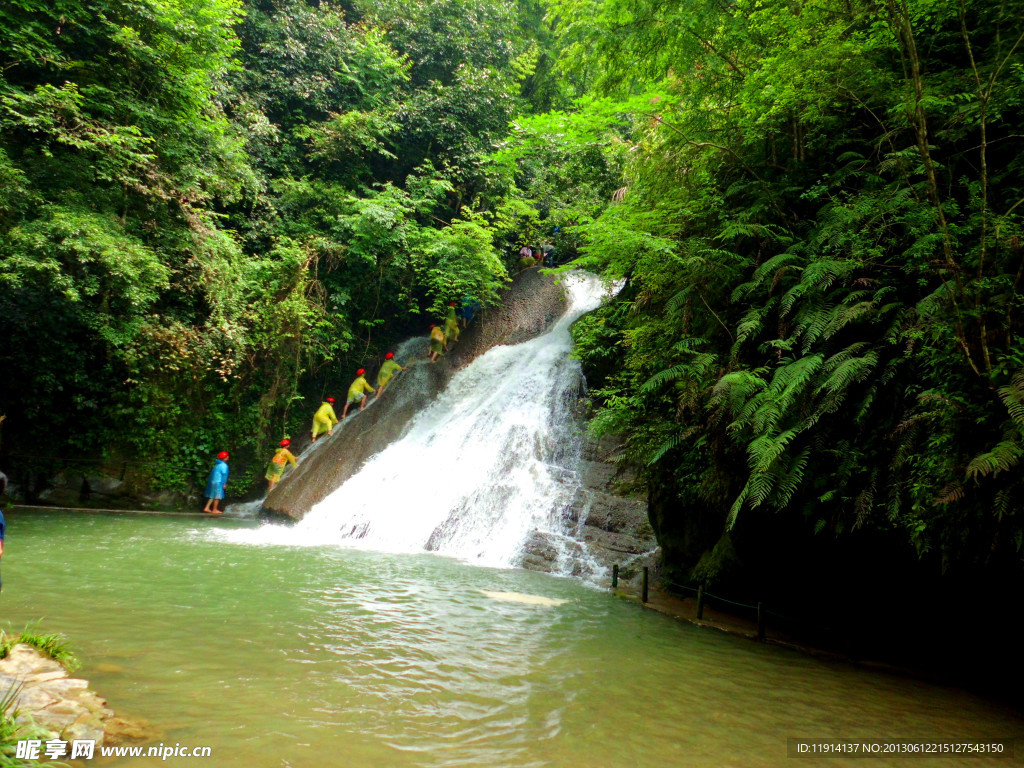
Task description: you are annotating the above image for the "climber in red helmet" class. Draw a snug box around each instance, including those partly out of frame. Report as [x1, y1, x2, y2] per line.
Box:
[343, 368, 375, 418]
[265, 438, 297, 493]
[429, 323, 447, 362]
[376, 352, 404, 398]
[445, 301, 460, 344]
[311, 397, 339, 442]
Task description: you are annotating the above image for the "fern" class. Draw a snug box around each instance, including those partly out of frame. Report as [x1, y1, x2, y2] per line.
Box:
[647, 427, 699, 465]
[749, 251, 801, 287]
[933, 482, 965, 506]
[997, 371, 1024, 430]
[747, 429, 798, 473]
[966, 440, 1023, 479]
[816, 350, 879, 395]
[641, 363, 694, 393]
[773, 447, 810, 507]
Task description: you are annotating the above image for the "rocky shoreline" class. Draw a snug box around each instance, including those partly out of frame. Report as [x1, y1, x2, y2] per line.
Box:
[0, 644, 155, 748]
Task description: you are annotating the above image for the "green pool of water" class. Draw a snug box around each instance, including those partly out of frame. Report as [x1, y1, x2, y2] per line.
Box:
[1, 510, 1020, 767]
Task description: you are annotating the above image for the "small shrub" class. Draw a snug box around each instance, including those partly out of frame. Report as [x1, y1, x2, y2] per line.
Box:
[13, 624, 80, 673]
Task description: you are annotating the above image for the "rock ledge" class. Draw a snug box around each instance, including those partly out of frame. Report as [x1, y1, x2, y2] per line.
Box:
[0, 644, 155, 747]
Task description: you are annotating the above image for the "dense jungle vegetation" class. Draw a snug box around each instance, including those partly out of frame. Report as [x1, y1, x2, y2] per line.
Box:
[3, 0, 1024, 677]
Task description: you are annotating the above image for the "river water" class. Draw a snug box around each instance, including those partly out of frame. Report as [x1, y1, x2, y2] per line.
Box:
[2, 511, 1021, 767]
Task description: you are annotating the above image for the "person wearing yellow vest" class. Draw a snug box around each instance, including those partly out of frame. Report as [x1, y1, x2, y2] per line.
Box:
[444, 302, 460, 344]
[311, 397, 338, 442]
[376, 352, 403, 398]
[429, 324, 447, 362]
[343, 368, 375, 418]
[265, 438, 297, 492]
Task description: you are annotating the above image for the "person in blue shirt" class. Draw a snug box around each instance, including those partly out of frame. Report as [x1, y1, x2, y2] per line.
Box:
[203, 452, 230, 515]
[458, 297, 480, 328]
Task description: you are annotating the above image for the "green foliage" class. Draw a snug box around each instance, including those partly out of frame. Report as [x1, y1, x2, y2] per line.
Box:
[0, 0, 546, 494]
[558, 0, 1024, 576]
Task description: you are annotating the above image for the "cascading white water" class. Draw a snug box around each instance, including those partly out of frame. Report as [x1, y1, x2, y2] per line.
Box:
[221, 273, 612, 575]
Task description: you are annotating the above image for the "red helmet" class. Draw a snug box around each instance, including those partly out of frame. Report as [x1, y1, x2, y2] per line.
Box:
[280, 439, 291, 447]
[385, 352, 394, 360]
[217, 451, 229, 460]
[449, 301, 456, 307]
[326, 397, 335, 403]
[357, 368, 365, 376]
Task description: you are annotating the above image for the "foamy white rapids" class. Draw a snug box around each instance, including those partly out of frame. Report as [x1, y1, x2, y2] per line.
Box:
[219, 273, 613, 573]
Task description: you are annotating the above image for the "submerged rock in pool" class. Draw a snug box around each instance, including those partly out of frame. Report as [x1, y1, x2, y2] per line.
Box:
[480, 590, 569, 606]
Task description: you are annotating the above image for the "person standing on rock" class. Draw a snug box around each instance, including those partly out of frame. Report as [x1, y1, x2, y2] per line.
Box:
[458, 297, 480, 329]
[265, 439, 297, 493]
[376, 353, 403, 398]
[203, 452, 229, 515]
[428, 324, 447, 362]
[542, 243, 555, 267]
[311, 397, 339, 442]
[343, 369, 375, 418]
[444, 302, 460, 344]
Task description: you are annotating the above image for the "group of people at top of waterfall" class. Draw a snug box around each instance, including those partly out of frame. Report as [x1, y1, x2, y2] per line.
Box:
[517, 242, 555, 272]
[201, 299, 480, 514]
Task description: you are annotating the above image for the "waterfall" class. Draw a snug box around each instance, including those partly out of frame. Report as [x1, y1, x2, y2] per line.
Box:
[221, 273, 612, 575]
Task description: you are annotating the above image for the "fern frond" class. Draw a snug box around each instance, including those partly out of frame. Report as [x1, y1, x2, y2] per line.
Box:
[647, 427, 699, 465]
[641, 364, 693, 393]
[966, 440, 1023, 479]
[747, 429, 798, 473]
[773, 447, 809, 507]
[726, 485, 750, 530]
[747, 471, 776, 507]
[997, 371, 1024, 430]
[816, 350, 879, 395]
[750, 252, 802, 287]
[933, 482, 965, 506]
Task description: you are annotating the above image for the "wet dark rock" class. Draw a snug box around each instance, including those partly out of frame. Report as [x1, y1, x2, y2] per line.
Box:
[512, 434, 655, 581]
[513, 433, 659, 581]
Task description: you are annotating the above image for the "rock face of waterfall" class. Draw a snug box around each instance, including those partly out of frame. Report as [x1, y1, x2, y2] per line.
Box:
[264, 269, 569, 521]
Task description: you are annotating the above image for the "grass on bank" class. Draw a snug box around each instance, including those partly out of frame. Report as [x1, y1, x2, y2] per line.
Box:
[0, 625, 80, 673]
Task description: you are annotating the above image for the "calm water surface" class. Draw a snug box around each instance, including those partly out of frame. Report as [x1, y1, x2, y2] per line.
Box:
[1, 511, 1021, 767]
